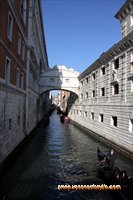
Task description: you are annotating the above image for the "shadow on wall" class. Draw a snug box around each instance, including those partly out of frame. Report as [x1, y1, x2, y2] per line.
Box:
[66, 92, 78, 115]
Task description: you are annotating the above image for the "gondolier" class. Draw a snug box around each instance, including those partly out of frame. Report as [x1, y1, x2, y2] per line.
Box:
[108, 149, 116, 171]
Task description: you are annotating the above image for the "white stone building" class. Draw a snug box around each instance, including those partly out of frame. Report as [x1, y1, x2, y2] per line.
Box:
[69, 0, 133, 156]
[26, 0, 50, 134]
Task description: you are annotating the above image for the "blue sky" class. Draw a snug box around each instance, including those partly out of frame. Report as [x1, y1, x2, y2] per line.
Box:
[42, 0, 125, 73]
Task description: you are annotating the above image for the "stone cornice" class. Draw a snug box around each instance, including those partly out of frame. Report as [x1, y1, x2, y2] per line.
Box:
[115, 0, 133, 22]
[38, 0, 49, 68]
[0, 80, 26, 96]
[79, 30, 133, 80]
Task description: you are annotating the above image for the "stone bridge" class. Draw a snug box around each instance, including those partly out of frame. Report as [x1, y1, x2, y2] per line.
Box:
[39, 65, 80, 95]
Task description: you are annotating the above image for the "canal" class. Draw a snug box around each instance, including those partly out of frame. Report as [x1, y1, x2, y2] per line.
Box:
[0, 111, 133, 200]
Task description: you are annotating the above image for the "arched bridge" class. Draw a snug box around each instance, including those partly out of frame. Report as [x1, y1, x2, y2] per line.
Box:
[39, 65, 80, 95]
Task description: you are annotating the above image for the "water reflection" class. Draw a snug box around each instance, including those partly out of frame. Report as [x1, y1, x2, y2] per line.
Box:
[0, 111, 133, 200]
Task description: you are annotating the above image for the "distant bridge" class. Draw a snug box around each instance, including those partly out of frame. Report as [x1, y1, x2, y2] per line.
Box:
[39, 65, 80, 95]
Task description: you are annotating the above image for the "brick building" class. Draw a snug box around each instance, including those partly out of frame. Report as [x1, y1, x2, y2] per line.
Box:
[0, 0, 50, 165]
[0, 0, 29, 164]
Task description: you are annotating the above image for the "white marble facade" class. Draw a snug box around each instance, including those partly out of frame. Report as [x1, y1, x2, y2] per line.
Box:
[69, 0, 133, 155]
[26, 0, 50, 135]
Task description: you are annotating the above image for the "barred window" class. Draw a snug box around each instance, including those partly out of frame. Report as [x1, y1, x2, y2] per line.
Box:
[101, 66, 105, 76]
[92, 73, 95, 81]
[99, 114, 103, 122]
[111, 116, 117, 127]
[91, 112, 94, 120]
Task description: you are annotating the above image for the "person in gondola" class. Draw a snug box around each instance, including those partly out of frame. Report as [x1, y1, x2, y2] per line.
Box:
[97, 147, 106, 164]
[113, 166, 121, 183]
[108, 149, 116, 171]
[120, 170, 129, 187]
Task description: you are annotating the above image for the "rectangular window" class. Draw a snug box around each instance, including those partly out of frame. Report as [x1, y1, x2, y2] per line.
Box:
[7, 12, 13, 41]
[9, 119, 12, 129]
[50, 78, 54, 82]
[16, 69, 20, 88]
[20, 0, 26, 24]
[5, 57, 11, 83]
[22, 41, 25, 61]
[99, 114, 103, 122]
[92, 90, 95, 97]
[77, 110, 78, 115]
[111, 116, 117, 127]
[81, 94, 83, 99]
[92, 73, 95, 81]
[18, 116, 20, 125]
[129, 119, 133, 132]
[101, 66, 105, 76]
[18, 33, 21, 54]
[84, 111, 87, 118]
[113, 83, 119, 95]
[114, 58, 119, 69]
[86, 77, 88, 83]
[65, 78, 69, 83]
[86, 92, 88, 99]
[101, 87, 105, 96]
[81, 80, 83, 86]
[91, 112, 94, 120]
[21, 73, 24, 90]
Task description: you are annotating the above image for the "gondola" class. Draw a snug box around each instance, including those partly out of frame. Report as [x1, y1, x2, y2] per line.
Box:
[96, 147, 133, 200]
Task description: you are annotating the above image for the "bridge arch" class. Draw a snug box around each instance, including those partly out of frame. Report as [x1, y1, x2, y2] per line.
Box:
[39, 65, 80, 95]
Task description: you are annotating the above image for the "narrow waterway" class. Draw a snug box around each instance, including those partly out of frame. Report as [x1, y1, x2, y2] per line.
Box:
[0, 111, 133, 200]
